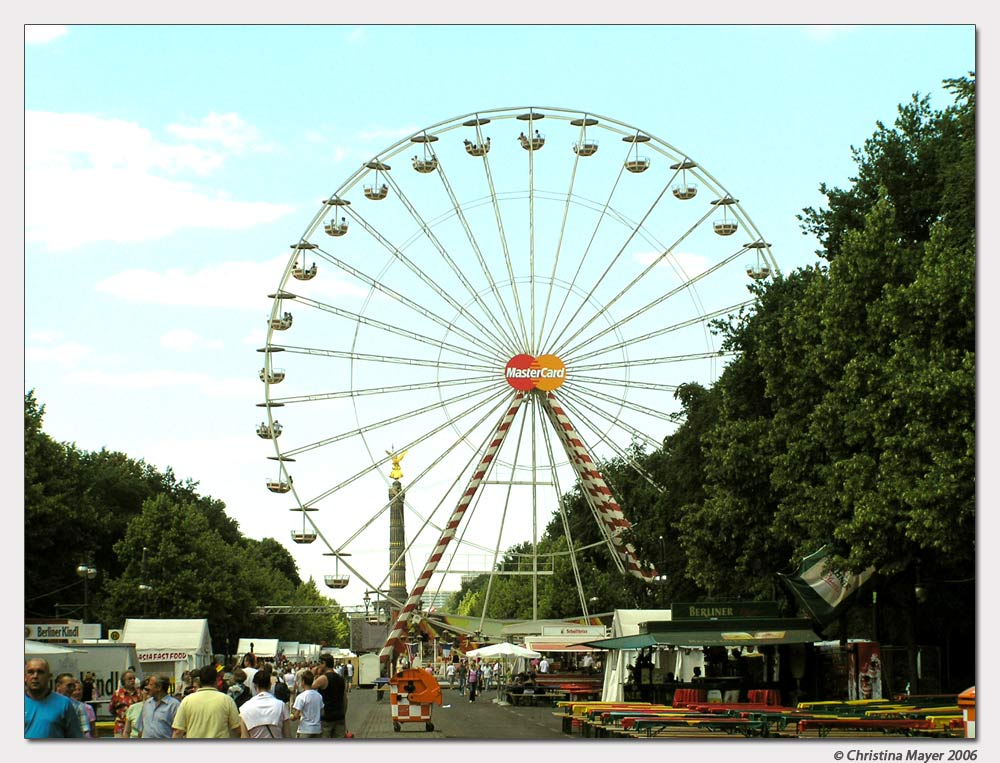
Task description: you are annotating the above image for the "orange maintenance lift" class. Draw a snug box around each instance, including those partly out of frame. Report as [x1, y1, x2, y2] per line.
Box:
[389, 668, 443, 732]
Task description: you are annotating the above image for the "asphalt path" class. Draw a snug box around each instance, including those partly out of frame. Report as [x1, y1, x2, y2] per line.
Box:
[348, 683, 567, 740]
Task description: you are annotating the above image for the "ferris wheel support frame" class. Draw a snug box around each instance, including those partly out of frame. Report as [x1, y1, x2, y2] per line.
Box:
[379, 389, 657, 660]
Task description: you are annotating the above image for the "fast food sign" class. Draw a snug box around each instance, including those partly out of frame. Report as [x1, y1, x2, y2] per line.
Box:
[504, 354, 566, 391]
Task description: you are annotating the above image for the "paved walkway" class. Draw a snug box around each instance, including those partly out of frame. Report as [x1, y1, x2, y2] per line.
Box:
[347, 684, 567, 740]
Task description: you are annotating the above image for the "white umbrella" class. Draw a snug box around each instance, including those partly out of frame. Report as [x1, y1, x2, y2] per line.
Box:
[463, 642, 541, 705]
[464, 642, 540, 659]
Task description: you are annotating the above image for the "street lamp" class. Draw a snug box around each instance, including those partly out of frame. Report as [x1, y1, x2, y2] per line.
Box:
[138, 547, 154, 616]
[76, 561, 97, 622]
[655, 535, 668, 608]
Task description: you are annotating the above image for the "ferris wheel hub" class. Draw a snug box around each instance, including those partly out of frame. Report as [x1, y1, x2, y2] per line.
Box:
[503, 354, 566, 391]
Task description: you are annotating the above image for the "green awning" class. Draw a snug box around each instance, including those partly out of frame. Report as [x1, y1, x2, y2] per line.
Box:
[581, 633, 659, 650]
[584, 618, 820, 649]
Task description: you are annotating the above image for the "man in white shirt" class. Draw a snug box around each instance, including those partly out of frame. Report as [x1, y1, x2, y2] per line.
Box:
[239, 670, 290, 738]
[290, 669, 323, 738]
[539, 657, 550, 674]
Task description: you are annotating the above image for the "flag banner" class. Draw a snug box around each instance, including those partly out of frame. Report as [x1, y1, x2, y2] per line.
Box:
[778, 545, 875, 626]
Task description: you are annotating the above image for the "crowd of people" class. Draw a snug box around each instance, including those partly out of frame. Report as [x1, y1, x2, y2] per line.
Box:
[445, 657, 506, 702]
[24, 652, 353, 739]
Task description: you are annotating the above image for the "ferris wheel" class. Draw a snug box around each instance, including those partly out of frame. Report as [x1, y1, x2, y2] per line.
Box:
[257, 106, 778, 657]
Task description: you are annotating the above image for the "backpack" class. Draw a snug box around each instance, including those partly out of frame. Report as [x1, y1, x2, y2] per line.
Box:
[272, 680, 290, 702]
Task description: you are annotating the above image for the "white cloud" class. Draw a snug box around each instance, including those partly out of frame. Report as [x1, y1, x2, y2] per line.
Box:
[166, 112, 273, 154]
[160, 328, 225, 352]
[305, 130, 328, 144]
[25, 111, 294, 251]
[346, 28, 366, 44]
[61, 368, 257, 398]
[635, 250, 708, 277]
[28, 329, 65, 344]
[25, 25, 68, 44]
[95, 253, 368, 309]
[25, 341, 91, 367]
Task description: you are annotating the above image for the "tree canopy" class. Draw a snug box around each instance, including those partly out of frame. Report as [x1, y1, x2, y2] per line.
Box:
[24, 390, 347, 655]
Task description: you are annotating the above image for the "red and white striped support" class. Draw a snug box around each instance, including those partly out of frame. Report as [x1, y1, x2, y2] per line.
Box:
[380, 392, 525, 661]
[541, 391, 657, 582]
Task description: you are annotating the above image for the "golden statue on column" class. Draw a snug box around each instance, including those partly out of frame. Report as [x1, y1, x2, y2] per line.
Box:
[387, 448, 408, 480]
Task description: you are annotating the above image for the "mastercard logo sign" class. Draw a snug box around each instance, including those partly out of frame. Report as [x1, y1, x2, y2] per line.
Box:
[504, 354, 567, 391]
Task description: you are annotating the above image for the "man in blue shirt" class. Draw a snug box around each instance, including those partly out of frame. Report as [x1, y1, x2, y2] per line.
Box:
[135, 674, 180, 738]
[24, 658, 83, 738]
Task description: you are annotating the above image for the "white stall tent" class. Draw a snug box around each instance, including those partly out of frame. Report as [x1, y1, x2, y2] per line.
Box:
[599, 609, 675, 702]
[122, 619, 213, 687]
[299, 643, 321, 662]
[277, 641, 300, 661]
[236, 638, 280, 660]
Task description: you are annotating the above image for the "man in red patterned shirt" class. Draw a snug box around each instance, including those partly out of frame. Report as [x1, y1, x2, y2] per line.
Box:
[108, 670, 142, 738]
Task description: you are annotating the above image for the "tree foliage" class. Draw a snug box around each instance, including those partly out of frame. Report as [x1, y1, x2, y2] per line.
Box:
[24, 391, 345, 655]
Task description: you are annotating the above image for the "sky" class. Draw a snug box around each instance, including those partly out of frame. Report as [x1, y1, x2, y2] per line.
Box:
[15, 16, 990, 761]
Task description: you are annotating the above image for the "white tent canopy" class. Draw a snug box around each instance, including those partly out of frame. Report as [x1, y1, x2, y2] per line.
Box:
[25, 639, 86, 655]
[237, 638, 280, 659]
[122, 619, 213, 685]
[277, 641, 300, 660]
[465, 642, 540, 659]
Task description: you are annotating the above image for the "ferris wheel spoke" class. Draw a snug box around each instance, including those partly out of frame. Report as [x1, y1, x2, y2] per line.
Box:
[281, 381, 505, 460]
[289, 292, 499, 365]
[568, 380, 682, 426]
[271, 344, 495, 373]
[557, 384, 666, 451]
[433, 161, 526, 352]
[265, 374, 497, 406]
[338, 205, 519, 357]
[572, 350, 734, 373]
[564, 298, 755, 365]
[311, 245, 510, 359]
[477, 139, 531, 350]
[332, 389, 518, 561]
[545, 156, 683, 356]
[539, 170, 628, 355]
[549, 195, 712, 358]
[537, 125, 587, 357]
[568, 375, 679, 394]
[559, 247, 750, 360]
[471, 396, 533, 624]
[381, 171, 521, 356]
[553, 388, 667, 493]
[300, 384, 515, 512]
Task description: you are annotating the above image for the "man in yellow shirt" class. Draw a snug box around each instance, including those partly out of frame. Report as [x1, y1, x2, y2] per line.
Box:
[171, 664, 240, 738]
